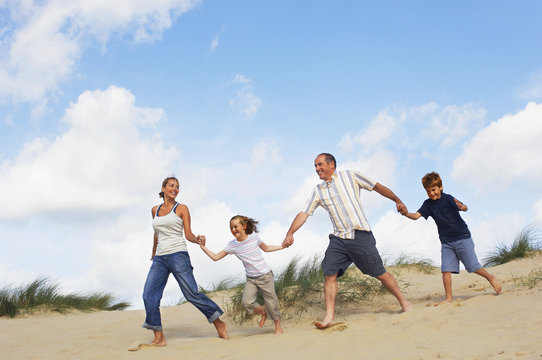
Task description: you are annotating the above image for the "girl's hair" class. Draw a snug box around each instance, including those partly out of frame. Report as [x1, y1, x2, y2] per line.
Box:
[421, 172, 442, 189]
[230, 215, 259, 234]
[159, 176, 179, 198]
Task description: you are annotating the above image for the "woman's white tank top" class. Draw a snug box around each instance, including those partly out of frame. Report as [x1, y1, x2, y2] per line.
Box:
[152, 203, 188, 256]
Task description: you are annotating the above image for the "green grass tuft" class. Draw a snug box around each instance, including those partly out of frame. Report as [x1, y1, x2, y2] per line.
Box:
[0, 277, 130, 318]
[224, 256, 385, 325]
[388, 253, 436, 274]
[512, 267, 542, 289]
[483, 226, 541, 267]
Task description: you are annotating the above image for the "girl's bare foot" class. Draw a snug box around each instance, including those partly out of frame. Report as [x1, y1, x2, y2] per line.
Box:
[274, 320, 283, 334]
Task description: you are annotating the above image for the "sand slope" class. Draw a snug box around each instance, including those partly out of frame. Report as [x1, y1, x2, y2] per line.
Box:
[2, 254, 541, 360]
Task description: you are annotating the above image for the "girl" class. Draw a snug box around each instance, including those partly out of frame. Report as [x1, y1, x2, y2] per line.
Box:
[200, 215, 284, 334]
[142, 176, 228, 346]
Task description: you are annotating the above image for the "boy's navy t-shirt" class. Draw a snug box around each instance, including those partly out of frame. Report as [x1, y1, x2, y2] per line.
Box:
[417, 192, 471, 243]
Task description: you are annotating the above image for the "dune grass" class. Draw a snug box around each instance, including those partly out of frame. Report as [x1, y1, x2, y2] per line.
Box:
[512, 267, 542, 289]
[483, 226, 541, 267]
[0, 277, 130, 318]
[387, 253, 436, 274]
[225, 256, 386, 324]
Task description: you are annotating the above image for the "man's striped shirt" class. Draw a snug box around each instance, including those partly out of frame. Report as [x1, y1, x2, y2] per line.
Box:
[302, 170, 376, 239]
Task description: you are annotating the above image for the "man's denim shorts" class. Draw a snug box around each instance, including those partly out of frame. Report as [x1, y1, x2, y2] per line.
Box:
[323, 230, 386, 278]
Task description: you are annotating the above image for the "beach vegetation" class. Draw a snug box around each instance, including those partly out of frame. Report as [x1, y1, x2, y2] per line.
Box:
[387, 253, 436, 274]
[0, 277, 130, 318]
[483, 226, 541, 267]
[225, 256, 385, 324]
[512, 267, 542, 289]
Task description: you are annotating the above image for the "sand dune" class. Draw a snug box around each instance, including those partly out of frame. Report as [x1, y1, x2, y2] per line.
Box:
[2, 254, 541, 360]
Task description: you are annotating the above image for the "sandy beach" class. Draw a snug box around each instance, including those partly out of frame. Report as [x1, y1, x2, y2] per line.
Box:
[2, 253, 541, 360]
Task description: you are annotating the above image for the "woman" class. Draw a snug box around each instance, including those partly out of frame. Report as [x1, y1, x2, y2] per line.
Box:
[142, 176, 228, 345]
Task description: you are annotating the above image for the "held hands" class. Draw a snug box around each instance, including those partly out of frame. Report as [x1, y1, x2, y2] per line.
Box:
[196, 235, 206, 247]
[282, 234, 294, 248]
[396, 201, 408, 216]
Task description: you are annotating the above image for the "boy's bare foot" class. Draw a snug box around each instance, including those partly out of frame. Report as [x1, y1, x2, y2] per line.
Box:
[213, 318, 229, 340]
[434, 299, 452, 307]
[489, 277, 502, 294]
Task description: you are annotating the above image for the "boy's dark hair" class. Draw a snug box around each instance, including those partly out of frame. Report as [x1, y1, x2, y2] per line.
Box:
[230, 215, 259, 234]
[421, 172, 442, 189]
[318, 153, 337, 168]
[159, 176, 179, 198]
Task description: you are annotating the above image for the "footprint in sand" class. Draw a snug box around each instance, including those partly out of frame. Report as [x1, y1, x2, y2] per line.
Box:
[127, 343, 163, 351]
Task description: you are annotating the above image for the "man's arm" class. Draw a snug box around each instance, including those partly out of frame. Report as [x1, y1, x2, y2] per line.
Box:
[373, 183, 407, 215]
[282, 212, 309, 248]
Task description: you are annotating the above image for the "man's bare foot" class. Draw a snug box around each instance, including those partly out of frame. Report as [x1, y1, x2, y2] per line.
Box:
[489, 277, 502, 294]
[434, 299, 452, 307]
[213, 318, 229, 340]
[313, 320, 345, 329]
[401, 301, 413, 312]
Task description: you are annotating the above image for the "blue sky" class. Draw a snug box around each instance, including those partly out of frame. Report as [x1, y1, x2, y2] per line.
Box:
[1, 1, 541, 309]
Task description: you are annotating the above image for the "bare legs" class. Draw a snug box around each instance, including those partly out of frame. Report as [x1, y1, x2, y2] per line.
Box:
[253, 305, 283, 334]
[314, 271, 411, 329]
[376, 271, 413, 312]
[313, 274, 339, 328]
[436, 268, 502, 306]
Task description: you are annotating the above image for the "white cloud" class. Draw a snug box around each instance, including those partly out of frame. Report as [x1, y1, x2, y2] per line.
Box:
[373, 211, 440, 264]
[250, 139, 282, 167]
[452, 102, 542, 191]
[517, 72, 542, 101]
[339, 102, 486, 154]
[0, 0, 200, 104]
[0, 85, 176, 219]
[229, 74, 262, 119]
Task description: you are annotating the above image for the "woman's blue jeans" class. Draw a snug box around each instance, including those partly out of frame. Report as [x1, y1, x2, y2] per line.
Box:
[142, 251, 223, 331]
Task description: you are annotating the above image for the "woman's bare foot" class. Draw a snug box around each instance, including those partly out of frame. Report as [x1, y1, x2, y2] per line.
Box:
[151, 330, 167, 346]
[213, 318, 229, 339]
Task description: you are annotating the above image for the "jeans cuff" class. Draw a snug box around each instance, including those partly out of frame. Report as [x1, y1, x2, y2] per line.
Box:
[142, 322, 163, 331]
[207, 310, 223, 324]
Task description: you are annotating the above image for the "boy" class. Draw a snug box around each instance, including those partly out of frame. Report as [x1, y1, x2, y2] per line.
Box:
[403, 171, 502, 305]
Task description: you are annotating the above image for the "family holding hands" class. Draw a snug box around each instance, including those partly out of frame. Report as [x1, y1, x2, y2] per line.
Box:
[141, 153, 501, 346]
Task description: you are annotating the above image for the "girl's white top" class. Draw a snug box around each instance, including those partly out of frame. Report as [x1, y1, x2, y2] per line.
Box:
[152, 203, 187, 256]
[224, 233, 271, 277]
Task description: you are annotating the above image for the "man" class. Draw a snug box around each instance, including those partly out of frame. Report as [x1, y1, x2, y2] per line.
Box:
[282, 153, 412, 329]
